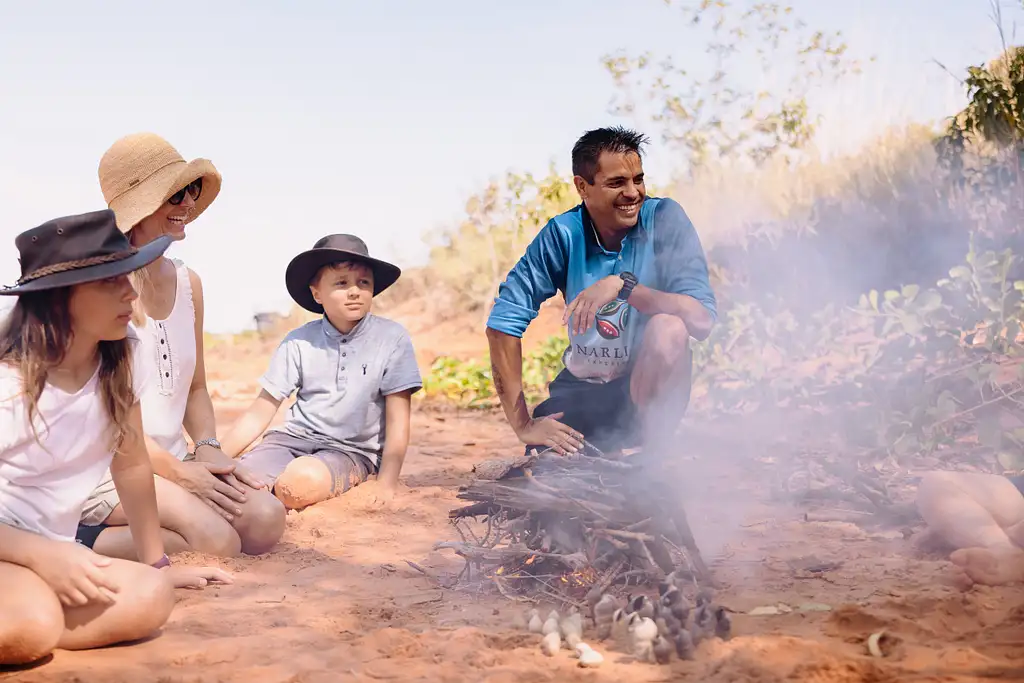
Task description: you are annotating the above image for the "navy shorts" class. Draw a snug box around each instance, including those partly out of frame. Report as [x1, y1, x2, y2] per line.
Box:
[527, 360, 692, 454]
[1009, 475, 1024, 495]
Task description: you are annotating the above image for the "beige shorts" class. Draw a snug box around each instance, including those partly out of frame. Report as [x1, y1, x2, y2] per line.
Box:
[79, 452, 197, 527]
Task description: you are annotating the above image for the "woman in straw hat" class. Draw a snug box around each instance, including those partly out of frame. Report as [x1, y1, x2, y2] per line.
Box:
[76, 133, 285, 560]
[0, 210, 231, 665]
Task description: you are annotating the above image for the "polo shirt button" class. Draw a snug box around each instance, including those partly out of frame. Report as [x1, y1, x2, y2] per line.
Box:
[342, 352, 347, 357]
[341, 365, 346, 371]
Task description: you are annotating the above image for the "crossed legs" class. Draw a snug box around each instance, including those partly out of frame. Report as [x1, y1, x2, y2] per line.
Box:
[86, 475, 286, 560]
[0, 558, 173, 665]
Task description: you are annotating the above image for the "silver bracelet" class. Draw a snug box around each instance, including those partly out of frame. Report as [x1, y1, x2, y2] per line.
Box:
[194, 437, 221, 451]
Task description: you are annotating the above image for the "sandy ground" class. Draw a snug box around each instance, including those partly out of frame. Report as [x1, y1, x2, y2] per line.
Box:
[4, 313, 1024, 682]
[4, 404, 1024, 683]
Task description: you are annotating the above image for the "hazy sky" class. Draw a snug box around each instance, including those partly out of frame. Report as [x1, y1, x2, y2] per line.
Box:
[0, 0, 1016, 332]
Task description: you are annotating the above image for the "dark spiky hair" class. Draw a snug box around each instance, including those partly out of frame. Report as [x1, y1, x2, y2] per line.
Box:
[571, 126, 650, 184]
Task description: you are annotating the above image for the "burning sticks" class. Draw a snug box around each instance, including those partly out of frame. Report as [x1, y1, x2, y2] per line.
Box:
[436, 447, 711, 603]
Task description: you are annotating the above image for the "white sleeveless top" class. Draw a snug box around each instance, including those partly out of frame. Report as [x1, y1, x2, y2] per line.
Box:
[131, 258, 197, 460]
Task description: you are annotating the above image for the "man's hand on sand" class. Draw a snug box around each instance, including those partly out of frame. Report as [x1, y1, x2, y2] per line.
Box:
[364, 480, 398, 507]
[515, 412, 584, 456]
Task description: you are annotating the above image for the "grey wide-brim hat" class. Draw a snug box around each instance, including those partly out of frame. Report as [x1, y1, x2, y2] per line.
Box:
[285, 234, 401, 314]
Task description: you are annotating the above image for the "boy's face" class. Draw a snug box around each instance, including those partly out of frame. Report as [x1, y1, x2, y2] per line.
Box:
[310, 261, 374, 324]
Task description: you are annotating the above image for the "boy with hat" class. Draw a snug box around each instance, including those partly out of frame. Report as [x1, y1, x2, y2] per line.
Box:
[221, 235, 422, 510]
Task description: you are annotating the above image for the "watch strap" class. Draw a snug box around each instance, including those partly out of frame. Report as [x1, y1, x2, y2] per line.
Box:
[194, 438, 221, 451]
[616, 271, 638, 301]
[151, 553, 171, 569]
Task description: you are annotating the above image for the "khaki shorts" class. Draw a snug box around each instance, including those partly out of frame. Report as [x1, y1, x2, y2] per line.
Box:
[79, 452, 199, 527]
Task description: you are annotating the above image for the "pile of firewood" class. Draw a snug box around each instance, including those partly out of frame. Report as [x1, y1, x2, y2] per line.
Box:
[435, 444, 711, 604]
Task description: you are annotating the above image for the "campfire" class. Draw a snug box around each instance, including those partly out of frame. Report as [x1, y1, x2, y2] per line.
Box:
[434, 442, 711, 606]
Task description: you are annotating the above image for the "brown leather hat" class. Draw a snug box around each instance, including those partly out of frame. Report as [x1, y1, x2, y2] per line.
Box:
[1, 210, 171, 295]
[285, 234, 401, 314]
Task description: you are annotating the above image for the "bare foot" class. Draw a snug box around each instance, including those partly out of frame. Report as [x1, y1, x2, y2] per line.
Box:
[949, 547, 1024, 586]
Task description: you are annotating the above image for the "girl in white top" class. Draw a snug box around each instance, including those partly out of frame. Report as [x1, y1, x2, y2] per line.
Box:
[0, 210, 230, 666]
[77, 133, 285, 559]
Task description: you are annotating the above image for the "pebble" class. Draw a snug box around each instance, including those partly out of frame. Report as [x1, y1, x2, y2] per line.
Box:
[578, 648, 604, 668]
[540, 632, 561, 656]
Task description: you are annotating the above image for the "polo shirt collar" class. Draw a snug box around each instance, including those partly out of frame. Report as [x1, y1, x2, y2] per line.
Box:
[582, 203, 642, 256]
[321, 313, 371, 342]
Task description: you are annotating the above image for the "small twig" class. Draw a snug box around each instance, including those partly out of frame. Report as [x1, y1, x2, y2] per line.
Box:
[491, 575, 530, 602]
[625, 518, 653, 532]
[598, 529, 657, 543]
[523, 469, 611, 522]
[255, 596, 286, 604]
[804, 509, 874, 524]
[405, 560, 430, 576]
[931, 386, 1024, 429]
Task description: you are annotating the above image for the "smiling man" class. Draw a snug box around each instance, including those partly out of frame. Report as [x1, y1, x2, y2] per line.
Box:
[486, 127, 717, 457]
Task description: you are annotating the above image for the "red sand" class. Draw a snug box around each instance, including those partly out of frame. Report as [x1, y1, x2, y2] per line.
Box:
[5, 407, 1024, 683]
[5, 309, 1024, 683]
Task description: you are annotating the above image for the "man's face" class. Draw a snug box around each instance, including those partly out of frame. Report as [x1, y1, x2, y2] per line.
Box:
[574, 151, 646, 234]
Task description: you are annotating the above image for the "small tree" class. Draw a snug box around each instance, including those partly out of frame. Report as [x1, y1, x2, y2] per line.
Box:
[603, 1, 864, 170]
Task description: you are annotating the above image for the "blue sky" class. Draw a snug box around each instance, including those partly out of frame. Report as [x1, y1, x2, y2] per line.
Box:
[0, 0, 1017, 332]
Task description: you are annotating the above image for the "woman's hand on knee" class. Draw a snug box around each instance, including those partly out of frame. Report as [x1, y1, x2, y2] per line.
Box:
[30, 541, 120, 608]
[176, 460, 248, 520]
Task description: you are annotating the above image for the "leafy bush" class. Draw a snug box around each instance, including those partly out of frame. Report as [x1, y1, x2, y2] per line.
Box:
[421, 330, 569, 408]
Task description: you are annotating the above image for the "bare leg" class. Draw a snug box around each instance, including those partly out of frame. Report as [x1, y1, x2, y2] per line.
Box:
[0, 558, 173, 664]
[92, 475, 242, 560]
[917, 471, 1024, 585]
[629, 313, 693, 456]
[229, 487, 286, 555]
[273, 456, 334, 510]
[0, 562, 63, 665]
[59, 558, 174, 650]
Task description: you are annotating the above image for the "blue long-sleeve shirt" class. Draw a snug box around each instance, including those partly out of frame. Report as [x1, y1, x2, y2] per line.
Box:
[486, 197, 716, 382]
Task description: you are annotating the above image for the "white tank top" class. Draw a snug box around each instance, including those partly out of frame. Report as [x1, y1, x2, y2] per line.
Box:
[132, 259, 197, 460]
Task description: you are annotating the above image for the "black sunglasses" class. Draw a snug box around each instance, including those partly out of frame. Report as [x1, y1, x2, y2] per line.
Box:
[169, 178, 203, 205]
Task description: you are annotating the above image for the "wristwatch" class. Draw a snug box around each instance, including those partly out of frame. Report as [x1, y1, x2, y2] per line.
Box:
[194, 438, 221, 452]
[616, 271, 638, 301]
[151, 553, 171, 569]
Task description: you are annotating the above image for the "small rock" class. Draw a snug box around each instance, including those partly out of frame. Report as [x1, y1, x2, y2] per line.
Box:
[748, 605, 782, 616]
[578, 648, 604, 668]
[797, 602, 833, 613]
[540, 632, 561, 656]
[527, 609, 544, 633]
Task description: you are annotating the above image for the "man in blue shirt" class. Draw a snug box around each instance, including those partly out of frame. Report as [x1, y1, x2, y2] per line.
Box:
[486, 127, 717, 456]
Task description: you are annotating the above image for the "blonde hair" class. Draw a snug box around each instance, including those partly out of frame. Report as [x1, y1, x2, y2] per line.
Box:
[126, 226, 159, 326]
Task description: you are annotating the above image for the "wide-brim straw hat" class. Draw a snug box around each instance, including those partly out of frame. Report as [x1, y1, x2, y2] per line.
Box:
[98, 133, 222, 233]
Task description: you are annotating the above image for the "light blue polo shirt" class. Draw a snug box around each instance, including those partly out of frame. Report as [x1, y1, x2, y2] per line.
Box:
[259, 313, 422, 468]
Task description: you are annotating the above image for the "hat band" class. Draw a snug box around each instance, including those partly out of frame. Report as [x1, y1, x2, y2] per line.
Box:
[107, 158, 184, 204]
[18, 247, 140, 285]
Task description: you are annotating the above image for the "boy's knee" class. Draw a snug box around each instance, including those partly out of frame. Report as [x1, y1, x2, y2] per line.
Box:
[275, 456, 333, 510]
[0, 595, 63, 665]
[237, 491, 287, 555]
